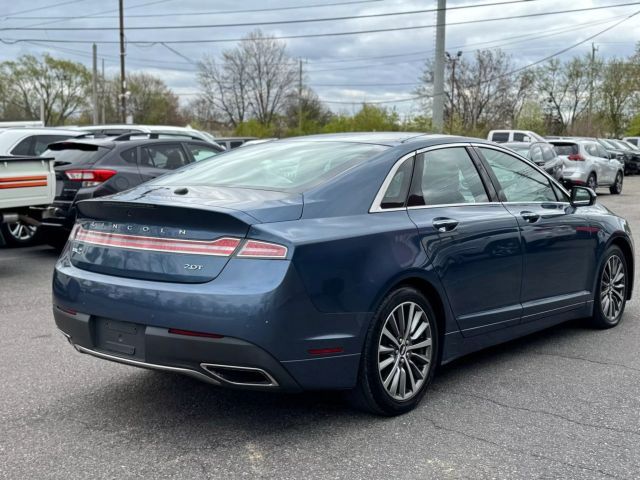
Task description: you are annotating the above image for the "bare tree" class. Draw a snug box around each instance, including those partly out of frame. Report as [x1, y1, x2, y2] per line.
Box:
[196, 30, 297, 128]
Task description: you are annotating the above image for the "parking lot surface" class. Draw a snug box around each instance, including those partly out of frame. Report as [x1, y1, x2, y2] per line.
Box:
[2, 180, 640, 480]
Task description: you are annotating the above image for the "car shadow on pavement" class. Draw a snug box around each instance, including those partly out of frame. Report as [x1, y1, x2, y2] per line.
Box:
[51, 319, 597, 440]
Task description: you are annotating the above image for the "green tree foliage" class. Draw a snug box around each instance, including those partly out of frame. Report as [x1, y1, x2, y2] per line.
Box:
[322, 104, 400, 132]
[0, 54, 90, 125]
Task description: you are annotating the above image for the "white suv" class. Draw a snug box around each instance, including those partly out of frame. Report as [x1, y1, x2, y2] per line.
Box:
[487, 130, 546, 143]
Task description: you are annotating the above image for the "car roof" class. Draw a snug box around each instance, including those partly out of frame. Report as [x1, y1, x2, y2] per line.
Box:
[502, 142, 547, 148]
[281, 132, 467, 146]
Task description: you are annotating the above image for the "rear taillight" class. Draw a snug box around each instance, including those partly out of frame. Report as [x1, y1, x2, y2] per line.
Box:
[65, 169, 116, 187]
[567, 154, 585, 161]
[237, 240, 288, 259]
[73, 226, 241, 256]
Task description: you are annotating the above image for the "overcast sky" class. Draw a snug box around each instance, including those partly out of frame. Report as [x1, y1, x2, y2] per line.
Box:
[1, 0, 638, 116]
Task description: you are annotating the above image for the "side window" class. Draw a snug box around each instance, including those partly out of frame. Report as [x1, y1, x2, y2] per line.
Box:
[596, 145, 609, 159]
[380, 156, 414, 209]
[491, 132, 509, 143]
[513, 133, 526, 142]
[409, 147, 489, 207]
[185, 143, 221, 162]
[120, 147, 138, 165]
[230, 141, 244, 149]
[542, 145, 555, 161]
[10, 137, 34, 155]
[552, 183, 570, 203]
[33, 135, 72, 156]
[530, 146, 543, 162]
[479, 148, 557, 202]
[584, 143, 598, 157]
[141, 144, 189, 170]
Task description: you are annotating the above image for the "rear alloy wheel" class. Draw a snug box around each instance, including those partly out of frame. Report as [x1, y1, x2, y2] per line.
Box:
[591, 245, 627, 329]
[0, 221, 39, 247]
[348, 287, 438, 415]
[609, 172, 623, 195]
[587, 173, 597, 191]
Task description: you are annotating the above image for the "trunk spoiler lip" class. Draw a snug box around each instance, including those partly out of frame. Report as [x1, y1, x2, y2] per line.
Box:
[76, 197, 263, 225]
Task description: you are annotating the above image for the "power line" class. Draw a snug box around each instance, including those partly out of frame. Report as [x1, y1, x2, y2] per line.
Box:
[318, 8, 640, 105]
[0, 0, 549, 31]
[2, 0, 385, 20]
[1, 0, 88, 17]
[2, 1, 636, 43]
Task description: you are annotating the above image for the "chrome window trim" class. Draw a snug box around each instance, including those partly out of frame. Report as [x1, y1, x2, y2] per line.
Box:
[370, 143, 474, 213]
[407, 202, 496, 211]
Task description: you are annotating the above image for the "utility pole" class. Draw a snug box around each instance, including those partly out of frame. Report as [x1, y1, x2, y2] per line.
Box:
[587, 42, 598, 134]
[445, 51, 462, 134]
[298, 58, 304, 132]
[92, 43, 99, 124]
[101, 58, 105, 124]
[118, 0, 127, 124]
[432, 0, 446, 133]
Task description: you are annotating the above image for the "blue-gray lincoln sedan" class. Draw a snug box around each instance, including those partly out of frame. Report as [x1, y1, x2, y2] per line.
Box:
[53, 133, 634, 415]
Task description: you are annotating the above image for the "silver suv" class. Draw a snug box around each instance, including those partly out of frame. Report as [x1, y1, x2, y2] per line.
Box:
[549, 139, 624, 194]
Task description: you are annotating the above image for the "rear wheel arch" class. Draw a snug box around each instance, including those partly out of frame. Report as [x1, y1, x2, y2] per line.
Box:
[610, 236, 634, 299]
[373, 276, 447, 363]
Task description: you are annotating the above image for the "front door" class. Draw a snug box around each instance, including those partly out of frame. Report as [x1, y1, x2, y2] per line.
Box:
[406, 146, 523, 336]
[476, 146, 597, 322]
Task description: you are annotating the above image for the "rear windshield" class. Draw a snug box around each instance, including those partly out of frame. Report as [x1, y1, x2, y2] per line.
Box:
[551, 143, 579, 156]
[152, 141, 389, 191]
[491, 132, 509, 142]
[42, 147, 110, 167]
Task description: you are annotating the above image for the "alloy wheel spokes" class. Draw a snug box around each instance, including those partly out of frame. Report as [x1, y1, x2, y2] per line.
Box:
[601, 255, 625, 321]
[378, 301, 432, 401]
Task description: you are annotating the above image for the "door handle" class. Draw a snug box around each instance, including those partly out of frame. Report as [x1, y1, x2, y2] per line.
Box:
[520, 211, 540, 223]
[433, 218, 459, 232]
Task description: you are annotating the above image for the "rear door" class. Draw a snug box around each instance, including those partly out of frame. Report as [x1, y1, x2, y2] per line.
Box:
[138, 142, 192, 182]
[476, 146, 596, 323]
[406, 145, 523, 336]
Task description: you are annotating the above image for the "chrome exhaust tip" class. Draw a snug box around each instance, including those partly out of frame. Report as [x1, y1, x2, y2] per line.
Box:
[200, 363, 278, 387]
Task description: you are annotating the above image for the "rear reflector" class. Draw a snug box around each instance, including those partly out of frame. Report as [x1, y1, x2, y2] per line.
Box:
[168, 328, 224, 339]
[73, 226, 241, 256]
[567, 154, 585, 161]
[237, 240, 288, 259]
[308, 347, 344, 355]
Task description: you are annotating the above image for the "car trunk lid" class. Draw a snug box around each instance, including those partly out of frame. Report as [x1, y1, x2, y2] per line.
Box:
[69, 186, 301, 283]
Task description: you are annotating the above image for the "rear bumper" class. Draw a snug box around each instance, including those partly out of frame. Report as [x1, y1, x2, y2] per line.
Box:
[52, 257, 366, 391]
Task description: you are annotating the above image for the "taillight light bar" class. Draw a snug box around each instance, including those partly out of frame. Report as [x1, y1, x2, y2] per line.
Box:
[65, 169, 117, 187]
[71, 226, 288, 258]
[237, 240, 288, 259]
[567, 154, 585, 161]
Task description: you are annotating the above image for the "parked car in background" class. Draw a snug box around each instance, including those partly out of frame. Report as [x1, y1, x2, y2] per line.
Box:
[617, 139, 640, 152]
[487, 130, 546, 143]
[0, 128, 85, 246]
[66, 124, 221, 146]
[623, 137, 640, 147]
[53, 133, 634, 416]
[607, 139, 640, 174]
[503, 141, 563, 180]
[40, 136, 223, 248]
[214, 137, 258, 150]
[595, 138, 639, 175]
[549, 139, 624, 193]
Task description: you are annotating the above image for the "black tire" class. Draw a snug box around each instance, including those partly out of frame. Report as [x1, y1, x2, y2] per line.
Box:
[347, 287, 439, 416]
[609, 172, 623, 195]
[590, 245, 628, 329]
[587, 173, 597, 191]
[0, 221, 40, 247]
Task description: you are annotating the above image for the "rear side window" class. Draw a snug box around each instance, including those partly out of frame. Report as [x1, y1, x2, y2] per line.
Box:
[552, 143, 579, 156]
[479, 148, 556, 202]
[409, 147, 488, 206]
[381, 156, 414, 209]
[120, 147, 137, 164]
[10, 137, 33, 155]
[141, 144, 190, 170]
[491, 132, 509, 143]
[513, 133, 527, 142]
[530, 146, 543, 162]
[33, 135, 74, 156]
[230, 141, 244, 149]
[542, 145, 556, 161]
[185, 143, 221, 162]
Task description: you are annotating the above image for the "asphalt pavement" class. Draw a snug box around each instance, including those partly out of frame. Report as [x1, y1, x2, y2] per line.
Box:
[2, 180, 640, 479]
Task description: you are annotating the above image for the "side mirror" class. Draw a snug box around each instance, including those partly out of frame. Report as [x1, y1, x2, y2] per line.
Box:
[571, 186, 596, 207]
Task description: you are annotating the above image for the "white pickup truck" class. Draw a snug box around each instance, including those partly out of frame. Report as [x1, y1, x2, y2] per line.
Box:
[0, 155, 55, 245]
